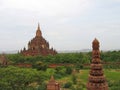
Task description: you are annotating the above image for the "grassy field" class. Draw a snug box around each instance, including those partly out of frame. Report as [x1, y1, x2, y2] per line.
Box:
[79, 69, 120, 83]
[58, 69, 120, 90]
[105, 69, 120, 80]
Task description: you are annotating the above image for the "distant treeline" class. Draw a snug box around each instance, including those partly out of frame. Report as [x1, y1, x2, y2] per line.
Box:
[5, 50, 120, 65]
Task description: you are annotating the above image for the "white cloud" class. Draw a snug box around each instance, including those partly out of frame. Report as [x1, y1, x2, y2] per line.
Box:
[110, 0, 120, 3]
[0, 0, 120, 51]
[1, 0, 92, 17]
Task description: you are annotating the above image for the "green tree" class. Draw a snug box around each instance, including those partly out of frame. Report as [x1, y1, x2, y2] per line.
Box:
[66, 66, 72, 74]
[63, 82, 72, 88]
[33, 61, 48, 71]
[72, 75, 77, 84]
[0, 66, 47, 90]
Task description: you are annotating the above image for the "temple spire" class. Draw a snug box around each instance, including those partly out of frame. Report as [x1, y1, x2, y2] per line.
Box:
[36, 23, 42, 37]
[37, 23, 40, 30]
[50, 76, 55, 82]
[47, 76, 60, 90]
[92, 38, 99, 50]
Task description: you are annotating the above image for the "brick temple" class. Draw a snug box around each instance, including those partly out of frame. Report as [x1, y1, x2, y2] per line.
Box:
[21, 24, 57, 56]
[47, 76, 60, 90]
[86, 38, 108, 90]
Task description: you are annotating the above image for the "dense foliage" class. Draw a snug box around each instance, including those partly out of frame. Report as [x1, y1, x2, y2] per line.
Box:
[7, 52, 91, 64]
[6, 50, 120, 65]
[101, 50, 120, 62]
[0, 66, 48, 90]
[5, 50, 120, 70]
[0, 51, 119, 89]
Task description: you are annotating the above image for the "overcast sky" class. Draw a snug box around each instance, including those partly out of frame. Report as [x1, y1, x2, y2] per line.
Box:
[0, 0, 120, 52]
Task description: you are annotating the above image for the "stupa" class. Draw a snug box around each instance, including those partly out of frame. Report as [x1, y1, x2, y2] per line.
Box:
[47, 76, 60, 90]
[86, 38, 108, 90]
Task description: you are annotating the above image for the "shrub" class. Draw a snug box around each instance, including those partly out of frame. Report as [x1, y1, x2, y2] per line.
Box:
[63, 82, 72, 88]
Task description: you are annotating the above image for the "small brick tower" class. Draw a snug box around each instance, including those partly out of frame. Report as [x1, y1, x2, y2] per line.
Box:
[47, 76, 60, 90]
[86, 38, 108, 90]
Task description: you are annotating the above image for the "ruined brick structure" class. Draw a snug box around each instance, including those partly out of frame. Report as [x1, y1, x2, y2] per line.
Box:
[0, 54, 8, 66]
[86, 38, 108, 90]
[47, 76, 60, 90]
[21, 24, 57, 56]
